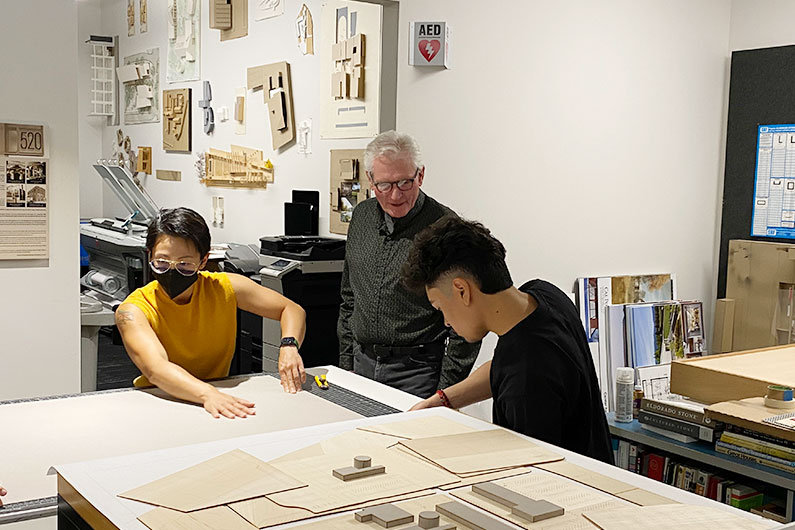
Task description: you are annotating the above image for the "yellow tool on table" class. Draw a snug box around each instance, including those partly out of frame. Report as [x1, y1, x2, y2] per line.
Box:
[314, 373, 329, 390]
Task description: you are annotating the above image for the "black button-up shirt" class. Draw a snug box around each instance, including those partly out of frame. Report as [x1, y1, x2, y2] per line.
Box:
[337, 191, 481, 389]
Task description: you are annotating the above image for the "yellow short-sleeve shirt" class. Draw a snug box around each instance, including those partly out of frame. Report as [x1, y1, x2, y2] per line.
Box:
[123, 271, 238, 387]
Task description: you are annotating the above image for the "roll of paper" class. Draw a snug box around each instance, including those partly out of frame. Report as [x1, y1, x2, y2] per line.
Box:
[88, 271, 121, 294]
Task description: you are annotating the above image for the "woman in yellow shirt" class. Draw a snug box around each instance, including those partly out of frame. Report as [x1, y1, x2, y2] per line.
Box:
[115, 207, 307, 419]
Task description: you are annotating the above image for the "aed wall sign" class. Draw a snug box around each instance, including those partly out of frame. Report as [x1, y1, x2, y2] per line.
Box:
[409, 22, 450, 68]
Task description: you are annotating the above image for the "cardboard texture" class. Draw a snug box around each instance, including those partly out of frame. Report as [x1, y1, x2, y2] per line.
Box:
[246, 62, 296, 150]
[531, 461, 635, 496]
[296, 4, 314, 55]
[329, 148, 367, 235]
[614, 488, 678, 507]
[354, 504, 414, 527]
[439, 468, 536, 491]
[162, 88, 191, 152]
[119, 449, 305, 512]
[220, 0, 247, 41]
[273, 430, 404, 464]
[273, 494, 463, 530]
[435, 501, 516, 530]
[356, 416, 476, 440]
[265, 446, 459, 513]
[713, 298, 735, 353]
[138, 505, 256, 530]
[0, 123, 45, 157]
[209, 0, 231, 29]
[726, 239, 795, 351]
[229, 488, 435, 528]
[707, 397, 795, 443]
[581, 504, 771, 530]
[156, 169, 181, 181]
[450, 472, 625, 530]
[203, 145, 273, 188]
[670, 345, 795, 404]
[137, 146, 152, 174]
[398, 429, 564, 475]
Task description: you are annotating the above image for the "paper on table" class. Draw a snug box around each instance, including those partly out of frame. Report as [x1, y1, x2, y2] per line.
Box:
[265, 446, 459, 513]
[398, 428, 564, 474]
[229, 489, 436, 528]
[615, 488, 679, 506]
[282, 494, 481, 530]
[449, 471, 626, 530]
[533, 461, 636, 495]
[119, 449, 305, 512]
[138, 505, 257, 530]
[582, 504, 774, 530]
[272, 429, 403, 464]
[356, 415, 476, 439]
[439, 468, 536, 490]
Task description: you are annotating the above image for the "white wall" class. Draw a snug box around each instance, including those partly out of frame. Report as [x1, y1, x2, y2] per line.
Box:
[0, 1, 81, 399]
[396, 1, 732, 360]
[96, 0, 382, 245]
[729, 0, 795, 51]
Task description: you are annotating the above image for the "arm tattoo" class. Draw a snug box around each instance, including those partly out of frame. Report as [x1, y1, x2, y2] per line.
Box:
[115, 308, 135, 326]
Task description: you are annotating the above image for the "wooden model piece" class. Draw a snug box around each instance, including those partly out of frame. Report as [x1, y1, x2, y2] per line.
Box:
[355, 504, 414, 528]
[400, 510, 457, 530]
[332, 32, 365, 100]
[136, 146, 152, 174]
[333, 455, 385, 481]
[220, 0, 247, 41]
[156, 169, 181, 181]
[209, 0, 232, 29]
[330, 149, 367, 235]
[203, 145, 273, 188]
[162, 88, 191, 152]
[247, 61, 296, 150]
[0, 123, 45, 157]
[435, 501, 515, 530]
[296, 4, 313, 55]
[471, 482, 564, 523]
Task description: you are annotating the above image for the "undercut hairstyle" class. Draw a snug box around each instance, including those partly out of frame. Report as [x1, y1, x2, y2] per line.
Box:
[146, 207, 211, 257]
[401, 216, 513, 295]
[363, 130, 424, 173]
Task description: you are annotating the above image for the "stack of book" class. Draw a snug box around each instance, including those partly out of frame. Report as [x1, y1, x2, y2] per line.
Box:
[716, 425, 795, 474]
[638, 396, 721, 444]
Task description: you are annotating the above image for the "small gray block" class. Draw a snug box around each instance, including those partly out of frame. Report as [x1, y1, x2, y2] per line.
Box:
[471, 482, 527, 508]
[354, 504, 414, 528]
[435, 501, 515, 530]
[333, 464, 386, 481]
[511, 499, 564, 522]
[418, 511, 440, 528]
[354, 455, 372, 469]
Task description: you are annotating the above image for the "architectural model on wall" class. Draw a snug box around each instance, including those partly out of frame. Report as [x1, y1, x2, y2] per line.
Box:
[162, 88, 191, 152]
[247, 61, 295, 150]
[255, 0, 283, 21]
[127, 0, 135, 36]
[139, 0, 148, 33]
[329, 148, 368, 235]
[296, 4, 314, 55]
[87, 36, 116, 119]
[121, 48, 160, 124]
[212, 0, 247, 41]
[209, 0, 231, 29]
[201, 145, 273, 188]
[166, 0, 201, 83]
[198, 81, 214, 134]
[319, 1, 382, 139]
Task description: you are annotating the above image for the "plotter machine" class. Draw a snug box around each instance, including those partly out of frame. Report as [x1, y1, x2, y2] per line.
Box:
[80, 163, 159, 309]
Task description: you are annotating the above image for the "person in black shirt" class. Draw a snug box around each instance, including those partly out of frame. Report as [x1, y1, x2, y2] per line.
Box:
[402, 216, 613, 464]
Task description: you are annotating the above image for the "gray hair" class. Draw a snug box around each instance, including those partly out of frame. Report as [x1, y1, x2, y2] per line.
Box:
[363, 131, 424, 173]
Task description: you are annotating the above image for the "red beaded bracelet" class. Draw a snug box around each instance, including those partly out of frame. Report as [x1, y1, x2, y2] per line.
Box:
[436, 389, 452, 408]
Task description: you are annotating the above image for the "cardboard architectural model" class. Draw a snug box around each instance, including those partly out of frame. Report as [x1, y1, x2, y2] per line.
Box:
[202, 145, 273, 188]
[136, 146, 152, 174]
[162, 88, 191, 152]
[355, 504, 413, 527]
[332, 32, 365, 99]
[209, 0, 232, 29]
[198, 81, 214, 134]
[121, 48, 160, 124]
[471, 482, 564, 523]
[329, 148, 368, 235]
[247, 61, 296, 150]
[166, 0, 201, 83]
[333, 455, 386, 481]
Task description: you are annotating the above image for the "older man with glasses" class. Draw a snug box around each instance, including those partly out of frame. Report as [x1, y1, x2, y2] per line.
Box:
[115, 207, 307, 419]
[337, 131, 481, 397]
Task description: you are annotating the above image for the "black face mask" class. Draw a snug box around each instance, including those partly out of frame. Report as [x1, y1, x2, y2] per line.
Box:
[156, 269, 198, 299]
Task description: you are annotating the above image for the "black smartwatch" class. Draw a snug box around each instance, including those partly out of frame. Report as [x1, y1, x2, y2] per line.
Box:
[280, 337, 300, 349]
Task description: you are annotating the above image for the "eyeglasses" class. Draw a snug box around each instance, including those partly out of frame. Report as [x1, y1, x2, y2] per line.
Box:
[368, 167, 420, 193]
[149, 258, 200, 276]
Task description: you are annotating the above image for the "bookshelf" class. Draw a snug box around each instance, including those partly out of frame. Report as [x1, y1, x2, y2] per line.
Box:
[607, 413, 795, 521]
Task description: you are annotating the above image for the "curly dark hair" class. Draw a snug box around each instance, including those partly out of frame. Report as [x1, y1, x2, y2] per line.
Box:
[146, 207, 211, 257]
[401, 216, 513, 294]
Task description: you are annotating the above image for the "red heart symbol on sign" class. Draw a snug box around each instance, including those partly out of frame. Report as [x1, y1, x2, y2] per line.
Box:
[418, 39, 440, 62]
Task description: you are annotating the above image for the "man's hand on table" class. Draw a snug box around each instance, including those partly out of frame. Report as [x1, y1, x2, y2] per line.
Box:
[0, 485, 6, 506]
[279, 346, 306, 393]
[409, 392, 444, 411]
[200, 387, 256, 419]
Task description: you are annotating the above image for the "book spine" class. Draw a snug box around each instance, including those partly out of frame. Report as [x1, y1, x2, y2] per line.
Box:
[725, 424, 795, 449]
[639, 410, 715, 442]
[721, 432, 795, 461]
[716, 441, 795, 467]
[716, 444, 795, 473]
[640, 398, 711, 426]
